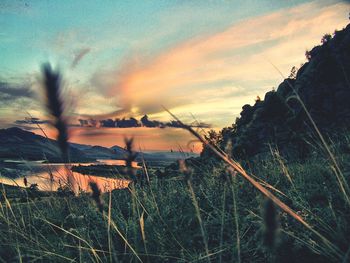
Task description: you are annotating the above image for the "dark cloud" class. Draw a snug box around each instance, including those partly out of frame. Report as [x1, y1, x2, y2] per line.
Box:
[78, 118, 98, 127]
[0, 81, 34, 101]
[14, 117, 49, 125]
[71, 48, 91, 68]
[78, 115, 210, 129]
[76, 129, 118, 137]
[14, 117, 80, 129]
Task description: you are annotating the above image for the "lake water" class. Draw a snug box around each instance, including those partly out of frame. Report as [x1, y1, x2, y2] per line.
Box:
[0, 160, 134, 193]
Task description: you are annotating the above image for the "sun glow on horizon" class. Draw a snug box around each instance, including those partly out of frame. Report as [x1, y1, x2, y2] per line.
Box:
[1, 0, 349, 150]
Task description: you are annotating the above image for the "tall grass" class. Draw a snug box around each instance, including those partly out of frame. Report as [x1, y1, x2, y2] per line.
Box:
[1, 146, 349, 262]
[0, 60, 350, 262]
[5, 164, 348, 262]
[41, 63, 76, 193]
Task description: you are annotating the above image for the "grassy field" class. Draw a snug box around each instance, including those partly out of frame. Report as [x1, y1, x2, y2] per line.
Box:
[1, 35, 349, 262]
[1, 137, 349, 262]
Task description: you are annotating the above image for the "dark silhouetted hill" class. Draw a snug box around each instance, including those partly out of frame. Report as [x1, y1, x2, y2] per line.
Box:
[0, 127, 93, 162]
[202, 23, 350, 159]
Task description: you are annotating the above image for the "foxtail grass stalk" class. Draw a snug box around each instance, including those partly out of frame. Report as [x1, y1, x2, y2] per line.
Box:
[41, 63, 69, 163]
[41, 63, 76, 192]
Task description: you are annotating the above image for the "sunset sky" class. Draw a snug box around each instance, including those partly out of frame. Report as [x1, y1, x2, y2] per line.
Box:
[0, 0, 349, 151]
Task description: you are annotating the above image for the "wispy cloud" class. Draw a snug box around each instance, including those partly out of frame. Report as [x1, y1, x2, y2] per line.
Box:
[0, 81, 34, 101]
[94, 0, 349, 127]
[71, 48, 91, 68]
[0, 1, 31, 14]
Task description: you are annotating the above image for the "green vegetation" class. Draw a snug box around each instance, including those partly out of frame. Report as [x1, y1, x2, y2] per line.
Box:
[1, 138, 350, 262]
[1, 18, 350, 263]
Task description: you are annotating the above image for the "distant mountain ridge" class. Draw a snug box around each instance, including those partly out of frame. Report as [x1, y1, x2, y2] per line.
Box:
[0, 127, 198, 163]
[0, 127, 92, 162]
[72, 143, 126, 160]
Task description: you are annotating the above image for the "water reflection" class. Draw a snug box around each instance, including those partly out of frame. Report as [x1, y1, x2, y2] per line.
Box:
[0, 160, 132, 193]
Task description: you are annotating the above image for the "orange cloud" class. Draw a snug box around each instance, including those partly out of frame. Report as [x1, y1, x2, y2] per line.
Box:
[103, 0, 349, 127]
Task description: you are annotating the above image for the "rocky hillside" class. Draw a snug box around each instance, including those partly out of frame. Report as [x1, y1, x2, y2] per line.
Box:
[203, 23, 350, 159]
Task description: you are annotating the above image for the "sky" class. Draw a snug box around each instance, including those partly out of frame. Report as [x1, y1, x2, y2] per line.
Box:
[0, 0, 349, 152]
